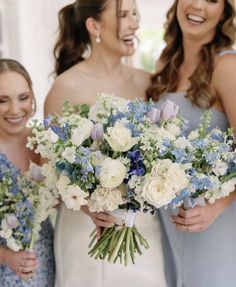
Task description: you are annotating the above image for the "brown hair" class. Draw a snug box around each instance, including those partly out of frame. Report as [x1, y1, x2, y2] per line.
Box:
[54, 0, 123, 76]
[146, 0, 236, 109]
[0, 59, 36, 115]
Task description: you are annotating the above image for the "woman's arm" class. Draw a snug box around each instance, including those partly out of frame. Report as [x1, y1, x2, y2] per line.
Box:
[0, 245, 37, 279]
[173, 54, 236, 232]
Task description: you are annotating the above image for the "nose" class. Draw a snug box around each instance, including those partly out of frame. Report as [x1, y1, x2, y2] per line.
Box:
[9, 100, 21, 114]
[129, 14, 139, 31]
[191, 0, 204, 9]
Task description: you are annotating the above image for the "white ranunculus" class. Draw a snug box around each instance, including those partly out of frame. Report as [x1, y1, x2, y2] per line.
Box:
[99, 158, 126, 188]
[71, 118, 93, 146]
[213, 160, 228, 176]
[62, 146, 77, 163]
[44, 128, 59, 143]
[88, 185, 125, 212]
[104, 122, 138, 152]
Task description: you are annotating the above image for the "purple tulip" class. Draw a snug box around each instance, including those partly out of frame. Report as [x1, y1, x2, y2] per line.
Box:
[91, 123, 104, 141]
[160, 100, 179, 120]
[6, 214, 20, 229]
[147, 108, 161, 124]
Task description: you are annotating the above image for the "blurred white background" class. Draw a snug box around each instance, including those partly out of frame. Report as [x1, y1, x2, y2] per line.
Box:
[0, 0, 234, 119]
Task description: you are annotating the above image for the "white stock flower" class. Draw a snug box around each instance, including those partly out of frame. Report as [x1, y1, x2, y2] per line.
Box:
[7, 238, 21, 252]
[175, 137, 193, 149]
[71, 118, 93, 146]
[60, 184, 87, 211]
[104, 122, 138, 152]
[220, 178, 236, 198]
[62, 146, 77, 163]
[56, 174, 70, 194]
[188, 131, 199, 141]
[99, 158, 126, 188]
[0, 219, 13, 239]
[42, 163, 58, 188]
[88, 185, 125, 212]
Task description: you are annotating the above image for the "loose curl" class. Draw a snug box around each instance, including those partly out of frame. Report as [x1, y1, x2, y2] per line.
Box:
[146, 0, 236, 109]
[54, 0, 123, 76]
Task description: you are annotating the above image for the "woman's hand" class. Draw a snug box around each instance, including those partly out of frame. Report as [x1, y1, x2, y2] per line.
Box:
[2, 248, 38, 280]
[172, 194, 236, 232]
[81, 205, 116, 238]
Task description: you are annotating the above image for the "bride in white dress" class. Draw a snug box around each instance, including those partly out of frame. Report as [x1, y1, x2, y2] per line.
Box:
[45, 0, 166, 286]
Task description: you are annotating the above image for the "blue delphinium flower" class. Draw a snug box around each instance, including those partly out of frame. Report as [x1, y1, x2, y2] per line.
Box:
[127, 150, 145, 177]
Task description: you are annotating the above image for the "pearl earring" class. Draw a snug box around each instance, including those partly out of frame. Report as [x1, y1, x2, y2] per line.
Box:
[96, 34, 101, 43]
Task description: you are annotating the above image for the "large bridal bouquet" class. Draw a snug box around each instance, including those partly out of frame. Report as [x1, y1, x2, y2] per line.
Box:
[0, 157, 58, 252]
[28, 93, 187, 265]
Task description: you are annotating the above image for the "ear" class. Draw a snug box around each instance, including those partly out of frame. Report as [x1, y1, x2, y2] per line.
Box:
[85, 17, 101, 37]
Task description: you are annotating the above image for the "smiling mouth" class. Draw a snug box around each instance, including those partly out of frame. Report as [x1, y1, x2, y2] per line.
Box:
[5, 116, 25, 124]
[121, 35, 136, 46]
[187, 14, 205, 25]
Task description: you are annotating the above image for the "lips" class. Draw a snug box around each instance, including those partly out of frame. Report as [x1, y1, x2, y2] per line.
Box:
[5, 116, 25, 124]
[121, 34, 136, 46]
[187, 14, 205, 24]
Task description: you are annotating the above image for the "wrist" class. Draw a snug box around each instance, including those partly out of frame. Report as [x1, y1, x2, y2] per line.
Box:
[0, 246, 10, 265]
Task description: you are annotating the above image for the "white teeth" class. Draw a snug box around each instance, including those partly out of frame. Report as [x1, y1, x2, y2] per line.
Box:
[187, 14, 205, 23]
[122, 35, 135, 41]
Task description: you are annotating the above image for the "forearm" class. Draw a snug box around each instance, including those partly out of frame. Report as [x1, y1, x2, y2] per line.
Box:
[0, 245, 8, 265]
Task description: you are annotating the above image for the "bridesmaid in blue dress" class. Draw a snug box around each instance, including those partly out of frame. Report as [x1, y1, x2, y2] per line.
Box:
[146, 0, 236, 286]
[0, 59, 55, 286]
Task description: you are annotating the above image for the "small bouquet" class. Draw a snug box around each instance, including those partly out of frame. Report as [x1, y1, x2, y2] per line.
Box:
[0, 155, 58, 252]
[166, 111, 236, 209]
[28, 93, 186, 265]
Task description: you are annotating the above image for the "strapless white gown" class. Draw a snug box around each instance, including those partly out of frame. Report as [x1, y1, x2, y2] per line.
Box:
[54, 203, 167, 287]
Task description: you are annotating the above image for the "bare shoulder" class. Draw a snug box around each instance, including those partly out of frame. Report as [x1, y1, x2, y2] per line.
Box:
[213, 53, 236, 90]
[155, 59, 165, 73]
[44, 66, 87, 116]
[213, 53, 236, 130]
[126, 66, 151, 89]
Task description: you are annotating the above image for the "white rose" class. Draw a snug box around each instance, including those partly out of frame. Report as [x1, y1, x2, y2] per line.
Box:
[99, 158, 126, 188]
[62, 146, 77, 163]
[88, 185, 124, 212]
[104, 122, 138, 152]
[141, 175, 176, 209]
[71, 118, 93, 146]
[164, 164, 189, 190]
[60, 184, 87, 211]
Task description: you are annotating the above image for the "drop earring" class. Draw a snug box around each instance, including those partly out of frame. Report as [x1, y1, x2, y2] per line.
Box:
[96, 33, 101, 43]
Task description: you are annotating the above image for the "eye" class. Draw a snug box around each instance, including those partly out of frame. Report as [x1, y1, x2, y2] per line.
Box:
[206, 0, 218, 3]
[0, 98, 8, 104]
[19, 93, 30, 101]
[118, 11, 128, 18]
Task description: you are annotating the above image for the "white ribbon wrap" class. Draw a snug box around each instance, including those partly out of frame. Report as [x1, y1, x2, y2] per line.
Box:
[111, 209, 136, 228]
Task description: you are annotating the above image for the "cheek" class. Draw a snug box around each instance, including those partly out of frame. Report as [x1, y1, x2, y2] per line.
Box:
[23, 100, 33, 115]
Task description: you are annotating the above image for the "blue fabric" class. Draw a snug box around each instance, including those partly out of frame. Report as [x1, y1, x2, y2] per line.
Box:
[0, 154, 55, 287]
[155, 89, 236, 287]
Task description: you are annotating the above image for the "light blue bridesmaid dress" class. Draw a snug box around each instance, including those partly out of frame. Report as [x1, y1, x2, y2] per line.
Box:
[156, 50, 236, 287]
[0, 153, 55, 287]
